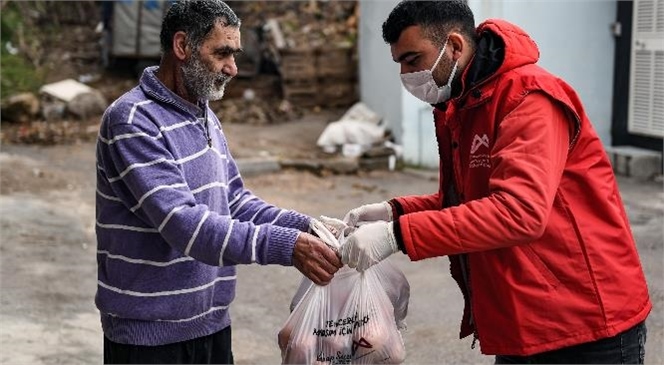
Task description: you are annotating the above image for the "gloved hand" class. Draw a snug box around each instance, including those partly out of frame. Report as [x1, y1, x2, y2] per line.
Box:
[341, 221, 399, 271]
[343, 201, 393, 227]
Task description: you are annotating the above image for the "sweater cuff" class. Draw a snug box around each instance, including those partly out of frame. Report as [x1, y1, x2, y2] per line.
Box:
[392, 217, 407, 255]
[278, 210, 311, 232]
[265, 226, 300, 266]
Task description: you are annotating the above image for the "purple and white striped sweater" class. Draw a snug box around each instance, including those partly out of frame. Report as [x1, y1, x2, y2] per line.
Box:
[95, 66, 310, 345]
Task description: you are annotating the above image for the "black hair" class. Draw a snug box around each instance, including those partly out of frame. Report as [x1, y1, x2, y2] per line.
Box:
[382, 0, 476, 46]
[160, 0, 241, 53]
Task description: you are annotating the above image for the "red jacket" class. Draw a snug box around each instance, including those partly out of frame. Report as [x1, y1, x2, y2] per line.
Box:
[391, 19, 651, 355]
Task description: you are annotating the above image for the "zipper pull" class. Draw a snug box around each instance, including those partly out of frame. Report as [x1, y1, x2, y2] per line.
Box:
[201, 101, 212, 148]
[471, 333, 478, 350]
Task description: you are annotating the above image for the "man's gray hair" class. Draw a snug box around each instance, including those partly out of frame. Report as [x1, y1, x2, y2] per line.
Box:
[160, 0, 241, 53]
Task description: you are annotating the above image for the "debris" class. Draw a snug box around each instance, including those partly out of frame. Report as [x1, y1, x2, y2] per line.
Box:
[78, 73, 101, 84]
[213, 98, 302, 125]
[316, 102, 387, 151]
[1, 120, 99, 145]
[0, 93, 40, 124]
[338, 102, 382, 126]
[264, 19, 286, 50]
[39, 79, 94, 103]
[39, 79, 108, 120]
[5, 41, 19, 55]
[341, 143, 363, 158]
[66, 90, 107, 120]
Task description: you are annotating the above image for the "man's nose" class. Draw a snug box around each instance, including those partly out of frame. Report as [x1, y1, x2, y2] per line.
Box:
[223, 58, 238, 78]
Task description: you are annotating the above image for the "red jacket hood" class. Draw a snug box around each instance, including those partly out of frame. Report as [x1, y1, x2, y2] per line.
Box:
[475, 19, 540, 78]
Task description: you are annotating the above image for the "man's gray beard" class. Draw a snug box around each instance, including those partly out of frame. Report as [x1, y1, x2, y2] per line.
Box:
[181, 54, 232, 102]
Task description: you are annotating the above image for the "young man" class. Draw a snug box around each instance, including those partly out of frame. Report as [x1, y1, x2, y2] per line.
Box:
[340, 1, 651, 363]
[95, 1, 341, 363]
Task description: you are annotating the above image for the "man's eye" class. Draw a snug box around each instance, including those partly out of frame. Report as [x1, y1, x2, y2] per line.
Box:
[406, 57, 418, 66]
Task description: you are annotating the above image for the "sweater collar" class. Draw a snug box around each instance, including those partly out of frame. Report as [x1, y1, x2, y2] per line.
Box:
[139, 66, 208, 117]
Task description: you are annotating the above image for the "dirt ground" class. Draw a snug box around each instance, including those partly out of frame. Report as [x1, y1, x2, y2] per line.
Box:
[0, 114, 662, 364]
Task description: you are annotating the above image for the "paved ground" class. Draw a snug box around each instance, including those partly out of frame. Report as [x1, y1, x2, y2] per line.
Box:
[0, 116, 662, 364]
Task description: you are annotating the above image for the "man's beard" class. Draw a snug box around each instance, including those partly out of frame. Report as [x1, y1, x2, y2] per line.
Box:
[433, 55, 462, 96]
[433, 55, 456, 86]
[181, 52, 232, 102]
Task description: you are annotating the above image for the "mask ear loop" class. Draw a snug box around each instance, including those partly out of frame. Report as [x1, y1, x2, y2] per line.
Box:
[445, 60, 459, 86]
[430, 38, 449, 71]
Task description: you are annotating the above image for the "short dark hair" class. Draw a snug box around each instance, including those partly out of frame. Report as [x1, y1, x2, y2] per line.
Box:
[382, 0, 476, 46]
[160, 0, 241, 53]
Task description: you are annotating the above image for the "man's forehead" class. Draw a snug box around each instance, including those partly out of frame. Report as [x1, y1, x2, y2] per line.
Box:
[391, 26, 432, 61]
[205, 23, 241, 45]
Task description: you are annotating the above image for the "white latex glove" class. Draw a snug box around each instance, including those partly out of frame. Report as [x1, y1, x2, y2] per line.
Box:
[318, 215, 349, 239]
[341, 221, 399, 271]
[343, 201, 393, 227]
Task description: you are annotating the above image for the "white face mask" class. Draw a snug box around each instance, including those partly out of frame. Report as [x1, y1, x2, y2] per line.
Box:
[400, 39, 459, 104]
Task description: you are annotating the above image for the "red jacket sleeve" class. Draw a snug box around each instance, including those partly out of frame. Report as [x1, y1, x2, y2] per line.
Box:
[399, 93, 572, 260]
[390, 192, 441, 217]
[390, 109, 452, 216]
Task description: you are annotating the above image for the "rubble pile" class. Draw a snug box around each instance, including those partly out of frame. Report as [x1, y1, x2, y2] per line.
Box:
[1, 1, 360, 145]
[1, 120, 99, 145]
[212, 98, 302, 125]
[228, 1, 359, 109]
[4, 1, 101, 84]
[228, 1, 358, 49]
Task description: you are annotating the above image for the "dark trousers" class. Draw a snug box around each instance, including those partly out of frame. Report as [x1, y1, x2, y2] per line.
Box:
[104, 326, 233, 364]
[495, 322, 647, 364]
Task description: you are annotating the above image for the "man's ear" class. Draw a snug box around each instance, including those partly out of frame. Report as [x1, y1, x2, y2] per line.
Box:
[448, 32, 465, 60]
[172, 31, 189, 61]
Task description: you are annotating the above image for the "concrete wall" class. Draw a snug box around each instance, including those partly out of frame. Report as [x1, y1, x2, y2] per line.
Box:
[358, 0, 403, 142]
[468, 0, 617, 145]
[359, 0, 617, 168]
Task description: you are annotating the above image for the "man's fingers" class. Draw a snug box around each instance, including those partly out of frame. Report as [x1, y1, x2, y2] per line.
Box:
[306, 263, 334, 286]
[320, 245, 343, 269]
[294, 256, 332, 286]
[295, 237, 342, 286]
[308, 271, 329, 286]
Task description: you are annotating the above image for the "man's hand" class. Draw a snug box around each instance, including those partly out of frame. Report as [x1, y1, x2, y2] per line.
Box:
[340, 221, 399, 271]
[343, 201, 393, 227]
[293, 232, 343, 286]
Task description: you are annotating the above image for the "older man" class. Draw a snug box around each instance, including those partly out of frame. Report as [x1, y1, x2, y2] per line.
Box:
[95, 1, 341, 363]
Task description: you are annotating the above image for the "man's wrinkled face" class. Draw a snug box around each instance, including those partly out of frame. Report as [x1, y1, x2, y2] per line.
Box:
[182, 22, 242, 101]
[182, 49, 231, 101]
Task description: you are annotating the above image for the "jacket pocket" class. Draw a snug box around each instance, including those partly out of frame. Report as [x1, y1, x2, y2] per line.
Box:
[520, 244, 561, 289]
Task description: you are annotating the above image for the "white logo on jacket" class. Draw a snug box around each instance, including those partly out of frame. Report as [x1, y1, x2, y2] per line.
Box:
[469, 133, 491, 169]
[470, 134, 490, 154]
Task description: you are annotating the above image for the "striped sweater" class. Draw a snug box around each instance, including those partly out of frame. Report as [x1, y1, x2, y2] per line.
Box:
[95, 66, 310, 346]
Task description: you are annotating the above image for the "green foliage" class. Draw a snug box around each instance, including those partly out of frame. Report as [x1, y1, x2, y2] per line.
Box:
[1, 53, 44, 99]
[0, 2, 44, 100]
[0, 2, 22, 43]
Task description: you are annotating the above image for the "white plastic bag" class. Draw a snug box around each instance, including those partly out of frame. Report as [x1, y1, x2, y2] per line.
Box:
[290, 259, 410, 331]
[278, 219, 409, 364]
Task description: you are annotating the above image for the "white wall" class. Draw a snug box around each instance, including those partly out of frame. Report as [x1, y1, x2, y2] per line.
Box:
[358, 0, 403, 141]
[468, 0, 617, 145]
[359, 0, 440, 168]
[359, 1, 617, 168]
